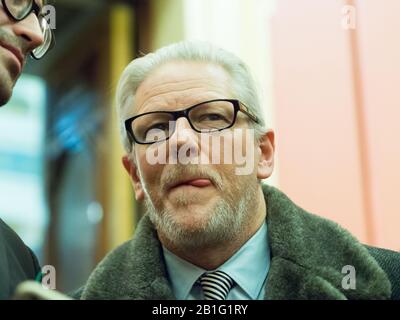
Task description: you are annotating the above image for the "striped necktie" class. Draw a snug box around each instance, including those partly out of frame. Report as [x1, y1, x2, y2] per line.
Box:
[199, 270, 234, 300]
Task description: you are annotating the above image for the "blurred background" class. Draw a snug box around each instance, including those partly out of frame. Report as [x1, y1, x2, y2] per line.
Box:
[0, 0, 399, 292]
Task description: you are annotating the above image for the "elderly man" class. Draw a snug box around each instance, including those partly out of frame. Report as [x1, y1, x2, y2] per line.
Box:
[0, 0, 54, 299]
[77, 41, 399, 300]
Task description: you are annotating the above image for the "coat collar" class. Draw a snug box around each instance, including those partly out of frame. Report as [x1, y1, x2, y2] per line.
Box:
[81, 184, 391, 300]
[263, 185, 391, 299]
[80, 215, 174, 299]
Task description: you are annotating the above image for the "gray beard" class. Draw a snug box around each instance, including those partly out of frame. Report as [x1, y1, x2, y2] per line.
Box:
[144, 182, 258, 250]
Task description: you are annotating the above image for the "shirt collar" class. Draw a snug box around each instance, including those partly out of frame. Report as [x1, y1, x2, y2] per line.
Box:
[162, 246, 205, 299]
[219, 221, 269, 299]
[162, 221, 270, 300]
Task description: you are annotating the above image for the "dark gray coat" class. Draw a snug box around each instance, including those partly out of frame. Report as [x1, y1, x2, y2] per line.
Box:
[76, 185, 400, 300]
[0, 219, 41, 299]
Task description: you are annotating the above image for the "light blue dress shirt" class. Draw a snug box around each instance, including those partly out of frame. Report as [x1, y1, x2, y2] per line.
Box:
[162, 221, 270, 300]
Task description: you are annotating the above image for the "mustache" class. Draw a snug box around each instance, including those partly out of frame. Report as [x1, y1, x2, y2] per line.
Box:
[161, 165, 223, 192]
[0, 29, 30, 57]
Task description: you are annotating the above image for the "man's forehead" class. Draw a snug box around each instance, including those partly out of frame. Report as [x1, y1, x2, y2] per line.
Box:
[150, 61, 228, 79]
[139, 61, 231, 95]
[134, 61, 233, 113]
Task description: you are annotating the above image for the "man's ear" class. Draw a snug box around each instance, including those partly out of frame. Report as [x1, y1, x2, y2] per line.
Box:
[122, 155, 145, 201]
[256, 129, 275, 180]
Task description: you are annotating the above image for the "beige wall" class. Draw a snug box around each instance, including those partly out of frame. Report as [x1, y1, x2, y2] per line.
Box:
[150, 0, 185, 50]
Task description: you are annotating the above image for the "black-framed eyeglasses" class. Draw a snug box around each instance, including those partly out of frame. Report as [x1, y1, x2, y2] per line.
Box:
[125, 99, 260, 145]
[2, 0, 55, 59]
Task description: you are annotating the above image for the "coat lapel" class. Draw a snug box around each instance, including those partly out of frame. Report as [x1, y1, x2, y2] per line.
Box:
[80, 216, 175, 300]
[263, 185, 391, 299]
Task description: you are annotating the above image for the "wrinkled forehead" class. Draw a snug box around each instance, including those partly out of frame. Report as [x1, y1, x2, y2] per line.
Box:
[133, 61, 234, 114]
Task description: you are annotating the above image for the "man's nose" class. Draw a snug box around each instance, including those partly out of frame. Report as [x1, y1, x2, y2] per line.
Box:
[168, 117, 200, 159]
[11, 13, 44, 53]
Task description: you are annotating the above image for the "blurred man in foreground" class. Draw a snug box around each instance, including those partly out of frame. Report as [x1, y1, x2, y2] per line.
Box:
[0, 0, 54, 299]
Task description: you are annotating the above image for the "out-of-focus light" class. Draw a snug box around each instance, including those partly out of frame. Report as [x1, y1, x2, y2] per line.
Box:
[86, 201, 103, 225]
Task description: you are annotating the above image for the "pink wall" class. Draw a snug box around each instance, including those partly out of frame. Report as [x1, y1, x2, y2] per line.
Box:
[270, 0, 399, 251]
[356, 0, 400, 251]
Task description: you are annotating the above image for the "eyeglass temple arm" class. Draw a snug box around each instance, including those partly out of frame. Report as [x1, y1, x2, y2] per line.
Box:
[239, 103, 260, 124]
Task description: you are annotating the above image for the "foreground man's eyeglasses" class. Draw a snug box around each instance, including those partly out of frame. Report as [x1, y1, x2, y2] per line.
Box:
[2, 0, 55, 59]
[125, 99, 260, 145]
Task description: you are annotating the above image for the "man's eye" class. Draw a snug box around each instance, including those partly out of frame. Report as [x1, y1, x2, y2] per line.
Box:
[200, 113, 226, 121]
[145, 122, 169, 135]
[149, 122, 168, 130]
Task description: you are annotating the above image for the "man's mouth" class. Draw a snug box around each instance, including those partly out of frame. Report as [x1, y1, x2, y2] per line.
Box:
[0, 42, 24, 72]
[169, 178, 212, 190]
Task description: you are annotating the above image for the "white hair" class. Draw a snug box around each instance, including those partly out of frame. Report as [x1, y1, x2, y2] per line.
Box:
[116, 41, 267, 152]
